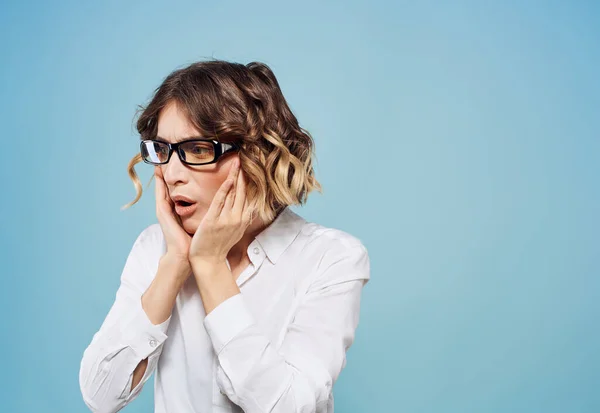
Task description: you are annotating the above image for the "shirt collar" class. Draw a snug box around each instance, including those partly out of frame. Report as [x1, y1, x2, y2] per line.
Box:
[254, 206, 306, 264]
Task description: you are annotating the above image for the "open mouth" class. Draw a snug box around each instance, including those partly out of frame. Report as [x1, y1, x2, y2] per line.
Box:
[174, 200, 197, 217]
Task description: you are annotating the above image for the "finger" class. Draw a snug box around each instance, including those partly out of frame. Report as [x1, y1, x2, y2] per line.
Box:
[155, 168, 165, 209]
[242, 198, 251, 222]
[243, 198, 257, 225]
[206, 177, 234, 220]
[155, 170, 170, 224]
[233, 167, 246, 217]
[155, 167, 179, 218]
[223, 159, 240, 212]
[155, 168, 171, 205]
[158, 168, 175, 208]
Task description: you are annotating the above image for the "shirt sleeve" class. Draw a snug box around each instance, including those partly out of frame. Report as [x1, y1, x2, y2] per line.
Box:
[203, 243, 371, 413]
[79, 228, 172, 413]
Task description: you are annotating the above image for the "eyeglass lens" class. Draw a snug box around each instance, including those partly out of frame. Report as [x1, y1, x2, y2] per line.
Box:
[141, 141, 215, 164]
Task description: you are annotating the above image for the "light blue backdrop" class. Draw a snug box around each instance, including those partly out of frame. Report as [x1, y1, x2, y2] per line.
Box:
[1, 1, 598, 412]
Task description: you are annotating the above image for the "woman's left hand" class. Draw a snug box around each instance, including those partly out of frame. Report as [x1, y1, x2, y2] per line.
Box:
[189, 157, 257, 265]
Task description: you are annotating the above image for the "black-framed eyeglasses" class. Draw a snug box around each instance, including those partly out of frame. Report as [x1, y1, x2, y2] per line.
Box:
[140, 138, 240, 166]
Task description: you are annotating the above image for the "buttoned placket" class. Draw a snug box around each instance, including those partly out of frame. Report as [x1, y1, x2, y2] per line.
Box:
[226, 240, 267, 288]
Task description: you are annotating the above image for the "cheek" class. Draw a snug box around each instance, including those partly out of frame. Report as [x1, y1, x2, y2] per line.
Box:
[191, 175, 228, 202]
[208, 167, 231, 189]
[206, 176, 229, 193]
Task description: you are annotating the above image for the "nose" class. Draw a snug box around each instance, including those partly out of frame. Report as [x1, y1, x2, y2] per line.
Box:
[161, 150, 188, 184]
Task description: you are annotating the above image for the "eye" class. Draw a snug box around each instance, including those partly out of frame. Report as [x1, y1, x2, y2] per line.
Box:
[191, 145, 211, 154]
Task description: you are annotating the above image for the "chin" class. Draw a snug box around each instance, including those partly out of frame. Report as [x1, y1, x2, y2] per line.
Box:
[181, 212, 204, 235]
[180, 219, 196, 235]
[181, 205, 208, 231]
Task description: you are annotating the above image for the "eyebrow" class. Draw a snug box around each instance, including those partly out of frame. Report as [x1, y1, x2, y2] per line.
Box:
[155, 135, 205, 143]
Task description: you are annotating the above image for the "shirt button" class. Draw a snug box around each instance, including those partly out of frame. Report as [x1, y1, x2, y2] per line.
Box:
[149, 339, 157, 347]
[253, 247, 260, 254]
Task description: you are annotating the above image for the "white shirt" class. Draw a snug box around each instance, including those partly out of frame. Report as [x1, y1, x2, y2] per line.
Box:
[79, 206, 370, 413]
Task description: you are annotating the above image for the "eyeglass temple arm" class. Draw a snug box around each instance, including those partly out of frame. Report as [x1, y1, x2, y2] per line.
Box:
[221, 142, 239, 152]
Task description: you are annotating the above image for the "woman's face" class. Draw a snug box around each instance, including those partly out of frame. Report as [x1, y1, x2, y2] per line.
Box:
[156, 100, 238, 235]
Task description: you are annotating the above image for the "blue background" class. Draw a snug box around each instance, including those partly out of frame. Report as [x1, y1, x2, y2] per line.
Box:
[1, 1, 598, 412]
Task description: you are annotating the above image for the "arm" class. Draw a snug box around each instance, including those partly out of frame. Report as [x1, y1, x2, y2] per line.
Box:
[199, 243, 371, 413]
[78, 230, 189, 412]
[131, 254, 189, 388]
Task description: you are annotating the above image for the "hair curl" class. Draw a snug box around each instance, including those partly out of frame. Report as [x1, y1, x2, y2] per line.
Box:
[121, 59, 322, 223]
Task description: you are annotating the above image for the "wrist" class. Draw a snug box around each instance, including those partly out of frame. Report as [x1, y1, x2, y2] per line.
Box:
[160, 253, 192, 279]
[190, 255, 225, 270]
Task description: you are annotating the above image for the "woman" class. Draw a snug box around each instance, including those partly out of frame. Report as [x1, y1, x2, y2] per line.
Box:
[79, 59, 371, 413]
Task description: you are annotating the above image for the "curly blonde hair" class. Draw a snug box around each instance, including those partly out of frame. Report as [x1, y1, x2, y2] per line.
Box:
[121, 59, 323, 223]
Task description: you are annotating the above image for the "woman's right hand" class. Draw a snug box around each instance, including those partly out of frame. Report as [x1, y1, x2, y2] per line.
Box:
[155, 166, 192, 264]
